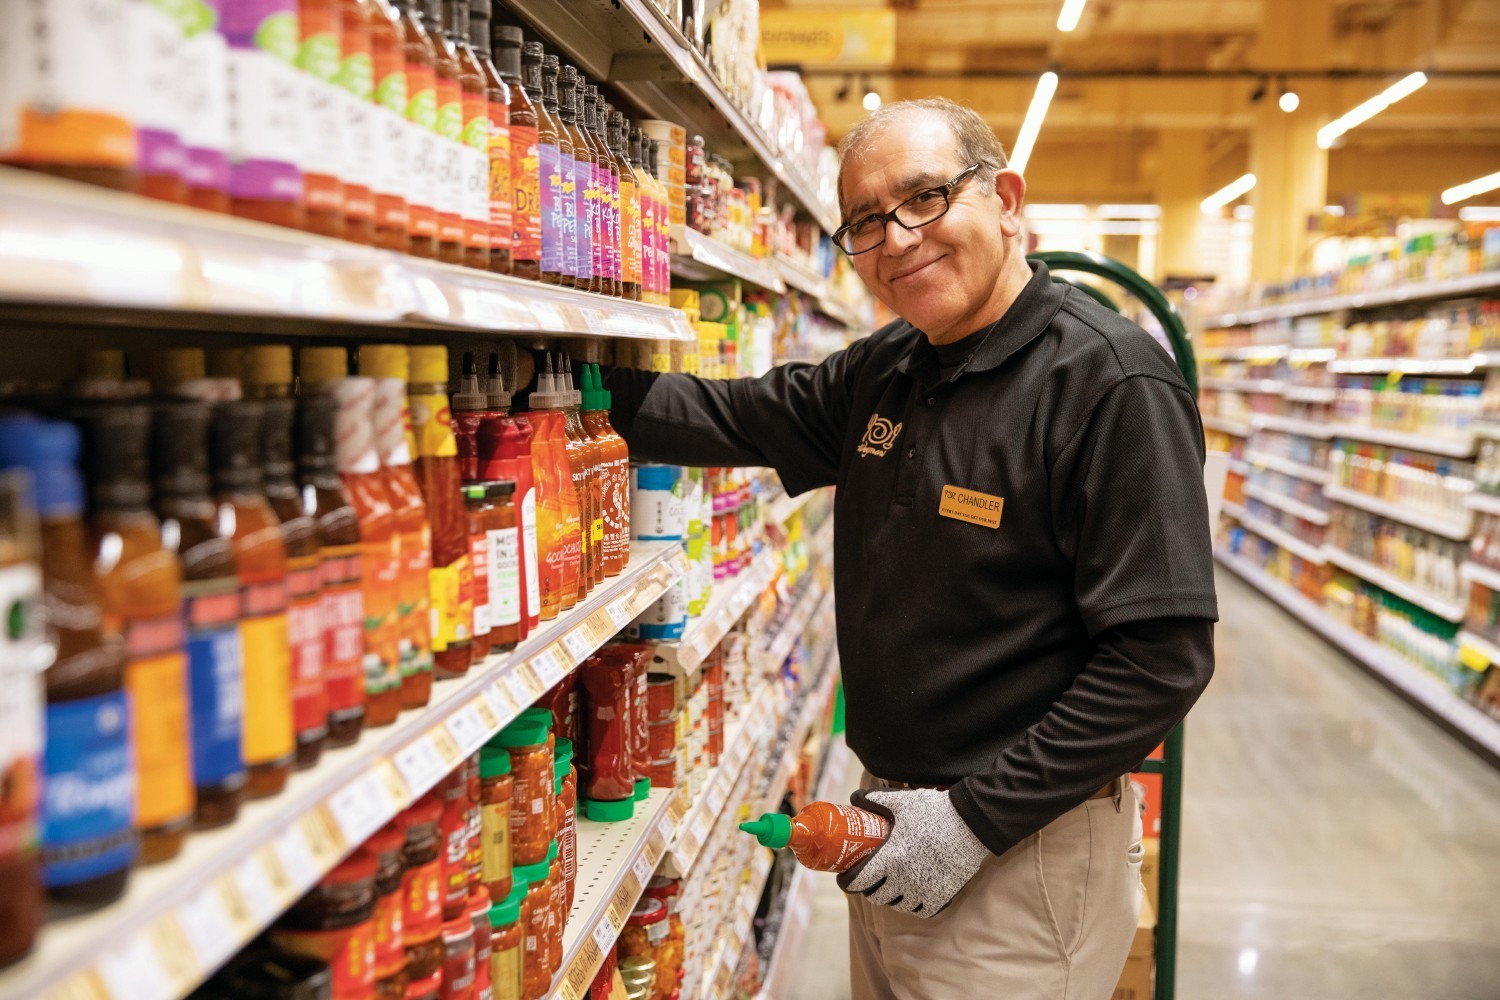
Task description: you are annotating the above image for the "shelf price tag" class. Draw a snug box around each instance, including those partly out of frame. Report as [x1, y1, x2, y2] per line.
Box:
[329, 772, 392, 845]
[100, 933, 171, 1000]
[592, 918, 617, 956]
[447, 704, 488, 754]
[606, 882, 635, 927]
[483, 682, 515, 720]
[562, 627, 594, 664]
[396, 736, 451, 795]
[147, 915, 198, 990]
[179, 886, 237, 970]
[273, 824, 320, 890]
[504, 667, 538, 708]
[473, 694, 500, 730]
[607, 598, 634, 631]
[632, 855, 655, 891]
[531, 646, 568, 687]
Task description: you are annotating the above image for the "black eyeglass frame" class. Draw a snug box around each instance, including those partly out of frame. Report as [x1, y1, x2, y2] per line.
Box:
[834, 162, 984, 255]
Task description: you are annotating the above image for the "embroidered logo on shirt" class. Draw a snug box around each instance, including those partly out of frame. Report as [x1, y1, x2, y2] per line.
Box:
[856, 413, 903, 458]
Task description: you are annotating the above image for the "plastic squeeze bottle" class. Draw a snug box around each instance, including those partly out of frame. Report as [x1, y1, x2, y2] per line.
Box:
[740, 804, 891, 873]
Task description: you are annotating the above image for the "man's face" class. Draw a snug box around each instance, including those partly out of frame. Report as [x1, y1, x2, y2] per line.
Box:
[840, 114, 1024, 344]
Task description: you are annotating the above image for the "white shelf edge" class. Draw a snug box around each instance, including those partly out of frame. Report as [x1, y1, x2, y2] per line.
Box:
[1252, 414, 1335, 439]
[1216, 551, 1500, 765]
[1221, 499, 1248, 520]
[1202, 415, 1253, 437]
[1464, 491, 1500, 516]
[1460, 561, 1500, 593]
[5, 541, 688, 1000]
[1324, 485, 1472, 541]
[1284, 386, 1338, 404]
[672, 227, 787, 293]
[1326, 424, 1475, 457]
[1327, 356, 1483, 375]
[1235, 511, 1328, 566]
[1244, 449, 1331, 485]
[672, 549, 778, 672]
[1243, 483, 1332, 525]
[1323, 546, 1467, 622]
[1198, 270, 1500, 329]
[1201, 377, 1285, 394]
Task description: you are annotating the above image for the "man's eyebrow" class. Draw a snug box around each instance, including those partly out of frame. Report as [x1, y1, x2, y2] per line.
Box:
[843, 170, 951, 224]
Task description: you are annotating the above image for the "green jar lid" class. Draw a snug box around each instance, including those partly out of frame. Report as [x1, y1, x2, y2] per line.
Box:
[633, 777, 651, 801]
[479, 746, 512, 778]
[556, 738, 573, 766]
[585, 797, 635, 823]
[491, 716, 549, 748]
[553, 753, 570, 779]
[519, 707, 552, 726]
[547, 839, 559, 863]
[739, 812, 791, 849]
[488, 882, 528, 927]
[513, 857, 551, 885]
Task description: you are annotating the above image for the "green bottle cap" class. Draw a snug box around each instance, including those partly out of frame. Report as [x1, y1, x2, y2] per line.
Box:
[556, 738, 574, 767]
[513, 857, 551, 885]
[739, 812, 792, 849]
[633, 777, 651, 801]
[584, 797, 635, 823]
[554, 753, 569, 780]
[479, 746, 512, 778]
[488, 882, 527, 927]
[547, 839, 559, 863]
[490, 716, 549, 748]
[519, 706, 553, 726]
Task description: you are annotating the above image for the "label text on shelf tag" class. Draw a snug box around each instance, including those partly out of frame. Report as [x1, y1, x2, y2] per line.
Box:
[474, 695, 500, 729]
[100, 934, 171, 1000]
[607, 883, 634, 926]
[483, 682, 515, 719]
[235, 853, 283, 921]
[562, 628, 594, 663]
[180, 885, 238, 968]
[632, 855, 654, 889]
[691, 816, 710, 847]
[592, 918, 617, 955]
[531, 646, 567, 687]
[329, 773, 390, 844]
[395, 737, 450, 795]
[147, 916, 198, 989]
[505, 667, 538, 706]
[607, 598, 634, 630]
[447, 705, 487, 754]
[274, 825, 320, 889]
[430, 727, 462, 766]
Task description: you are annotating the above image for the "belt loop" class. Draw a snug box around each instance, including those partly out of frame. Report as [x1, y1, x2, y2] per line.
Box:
[1113, 775, 1125, 813]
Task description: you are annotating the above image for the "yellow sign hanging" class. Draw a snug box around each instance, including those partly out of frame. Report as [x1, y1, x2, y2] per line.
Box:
[761, 9, 897, 66]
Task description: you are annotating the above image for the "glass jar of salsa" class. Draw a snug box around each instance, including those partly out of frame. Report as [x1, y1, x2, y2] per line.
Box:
[270, 846, 379, 1000]
[514, 855, 553, 1000]
[479, 746, 513, 902]
[490, 717, 551, 866]
[488, 882, 525, 1000]
[402, 793, 447, 981]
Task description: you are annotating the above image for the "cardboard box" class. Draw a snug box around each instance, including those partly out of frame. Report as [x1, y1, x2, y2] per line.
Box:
[1111, 897, 1156, 1000]
[1140, 836, 1161, 915]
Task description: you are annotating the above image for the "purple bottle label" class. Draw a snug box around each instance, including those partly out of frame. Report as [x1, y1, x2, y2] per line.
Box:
[540, 142, 564, 275]
[139, 128, 187, 181]
[608, 169, 622, 283]
[573, 156, 592, 283]
[221, 0, 297, 50]
[185, 148, 231, 193]
[559, 151, 579, 280]
[590, 162, 605, 284]
[231, 159, 304, 202]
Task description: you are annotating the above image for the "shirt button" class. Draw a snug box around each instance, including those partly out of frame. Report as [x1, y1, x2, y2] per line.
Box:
[906, 447, 916, 460]
[926, 397, 937, 407]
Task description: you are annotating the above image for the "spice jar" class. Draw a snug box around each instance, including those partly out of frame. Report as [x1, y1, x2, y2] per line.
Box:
[441, 765, 475, 920]
[440, 911, 476, 1000]
[371, 820, 411, 999]
[578, 650, 634, 821]
[640, 878, 683, 999]
[479, 746, 514, 901]
[515, 854, 554, 999]
[469, 886, 494, 1000]
[492, 717, 553, 865]
[488, 883, 525, 1000]
[191, 951, 332, 999]
[270, 847, 378, 1000]
[616, 897, 668, 980]
[617, 955, 656, 1000]
[554, 740, 577, 912]
[544, 839, 564, 975]
[402, 794, 447, 981]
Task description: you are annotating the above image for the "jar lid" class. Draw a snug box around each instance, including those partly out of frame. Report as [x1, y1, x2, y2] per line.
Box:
[643, 876, 680, 899]
[488, 882, 527, 927]
[555, 738, 573, 766]
[358, 344, 409, 381]
[298, 346, 348, 385]
[325, 844, 378, 884]
[491, 716, 549, 748]
[513, 857, 551, 885]
[443, 912, 474, 939]
[518, 706, 553, 726]
[619, 954, 658, 974]
[626, 897, 666, 926]
[404, 792, 443, 827]
[196, 951, 331, 1000]
[479, 746, 512, 778]
[584, 797, 635, 823]
[409, 346, 449, 384]
[367, 819, 407, 855]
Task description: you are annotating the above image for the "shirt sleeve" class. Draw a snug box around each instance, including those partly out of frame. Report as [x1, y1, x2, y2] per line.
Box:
[947, 616, 1214, 856]
[604, 339, 867, 495]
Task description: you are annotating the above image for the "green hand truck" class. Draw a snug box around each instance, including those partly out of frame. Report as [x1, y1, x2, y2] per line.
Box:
[1031, 251, 1197, 1000]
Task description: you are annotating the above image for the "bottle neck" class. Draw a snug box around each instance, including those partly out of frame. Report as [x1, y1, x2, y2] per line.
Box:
[559, 80, 576, 122]
[522, 57, 542, 92]
[443, 0, 467, 42]
[469, 14, 491, 56]
[542, 71, 558, 112]
[496, 41, 521, 80]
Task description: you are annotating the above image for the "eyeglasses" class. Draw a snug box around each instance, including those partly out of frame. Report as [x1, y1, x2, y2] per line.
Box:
[834, 163, 982, 255]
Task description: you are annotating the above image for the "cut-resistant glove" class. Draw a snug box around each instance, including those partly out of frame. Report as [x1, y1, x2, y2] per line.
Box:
[835, 787, 990, 918]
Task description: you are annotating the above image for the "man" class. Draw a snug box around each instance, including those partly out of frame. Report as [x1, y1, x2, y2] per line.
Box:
[605, 97, 1216, 999]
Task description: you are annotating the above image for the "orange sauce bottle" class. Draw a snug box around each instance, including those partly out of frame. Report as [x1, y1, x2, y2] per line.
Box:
[82, 403, 194, 865]
[224, 0, 306, 229]
[740, 804, 890, 873]
[358, 345, 436, 710]
[452, 355, 492, 664]
[579, 365, 630, 577]
[479, 397, 539, 639]
[298, 0, 348, 238]
[448, 0, 492, 270]
[470, 4, 513, 275]
[427, 0, 467, 264]
[500, 31, 540, 281]
[392, 0, 439, 258]
[368, 0, 411, 252]
[211, 400, 295, 799]
[338, 0, 378, 244]
[525, 359, 581, 617]
[561, 358, 604, 594]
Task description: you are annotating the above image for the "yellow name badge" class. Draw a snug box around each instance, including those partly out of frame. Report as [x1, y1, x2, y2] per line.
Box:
[938, 485, 1004, 529]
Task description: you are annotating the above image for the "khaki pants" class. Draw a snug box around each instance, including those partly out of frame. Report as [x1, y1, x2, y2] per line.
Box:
[847, 772, 1143, 1000]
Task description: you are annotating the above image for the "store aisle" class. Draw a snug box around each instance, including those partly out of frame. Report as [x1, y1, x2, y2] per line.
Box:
[789, 565, 1500, 999]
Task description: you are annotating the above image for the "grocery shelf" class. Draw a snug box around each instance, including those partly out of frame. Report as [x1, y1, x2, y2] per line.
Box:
[1202, 415, 1253, 437]
[1324, 485, 1472, 541]
[1235, 511, 1327, 566]
[1201, 377, 1285, 394]
[759, 644, 839, 817]
[1252, 414, 1334, 439]
[1199, 269, 1500, 329]
[1193, 344, 1291, 362]
[773, 258, 868, 331]
[1327, 356, 1483, 376]
[698, 848, 775, 1000]
[0, 167, 695, 341]
[1284, 385, 1339, 404]
[1322, 546, 1467, 623]
[1243, 483, 1332, 526]
[672, 227, 787, 293]
[1326, 424, 1476, 457]
[1460, 560, 1500, 594]
[0, 541, 688, 1000]
[1244, 449, 1331, 485]
[507, 0, 838, 234]
[757, 580, 829, 676]
[1221, 498, 1248, 520]
[1228, 458, 1250, 475]
[674, 549, 778, 672]
[1465, 491, 1500, 517]
[763, 488, 816, 529]
[1457, 630, 1500, 674]
[1217, 551, 1500, 767]
[548, 788, 687, 1000]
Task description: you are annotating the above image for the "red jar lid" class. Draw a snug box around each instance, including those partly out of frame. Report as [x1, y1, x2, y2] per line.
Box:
[643, 877, 680, 901]
[626, 897, 666, 926]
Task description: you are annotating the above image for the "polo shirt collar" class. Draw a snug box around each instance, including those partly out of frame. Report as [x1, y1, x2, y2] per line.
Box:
[897, 260, 1067, 386]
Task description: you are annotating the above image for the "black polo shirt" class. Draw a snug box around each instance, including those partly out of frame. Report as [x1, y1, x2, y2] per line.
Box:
[606, 261, 1217, 854]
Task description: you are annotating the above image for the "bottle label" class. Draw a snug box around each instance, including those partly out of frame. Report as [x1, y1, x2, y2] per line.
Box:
[271, 921, 376, 1000]
[509, 124, 540, 261]
[361, 535, 401, 697]
[0, 563, 43, 860]
[520, 488, 540, 618]
[571, 155, 592, 282]
[287, 554, 327, 738]
[558, 151, 578, 279]
[225, 28, 304, 201]
[183, 577, 245, 788]
[607, 168, 621, 283]
[469, 530, 491, 637]
[588, 161, 605, 282]
[297, 26, 345, 211]
[42, 691, 136, 887]
[487, 524, 520, 629]
[374, 886, 405, 979]
[124, 614, 192, 830]
[604, 454, 628, 565]
[410, 393, 459, 459]
[405, 63, 438, 238]
[402, 856, 444, 944]
[321, 544, 366, 714]
[240, 579, 294, 767]
[400, 525, 434, 680]
[372, 45, 408, 216]
[462, 92, 491, 249]
[629, 577, 686, 640]
[435, 78, 465, 239]
[179, 22, 231, 192]
[621, 178, 641, 287]
[487, 106, 513, 251]
[490, 942, 521, 1000]
[539, 142, 564, 274]
[480, 800, 512, 885]
[428, 555, 473, 652]
[338, 47, 375, 198]
[128, 0, 188, 180]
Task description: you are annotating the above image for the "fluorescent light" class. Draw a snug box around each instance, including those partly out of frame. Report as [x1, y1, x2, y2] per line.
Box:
[1057, 0, 1087, 31]
[1323, 204, 1346, 216]
[1317, 72, 1427, 149]
[1279, 90, 1300, 113]
[1233, 204, 1255, 220]
[1098, 204, 1161, 219]
[1010, 72, 1058, 174]
[1459, 206, 1500, 222]
[1442, 171, 1500, 205]
[1201, 173, 1256, 214]
[1023, 203, 1089, 219]
[1097, 221, 1159, 236]
[862, 90, 881, 112]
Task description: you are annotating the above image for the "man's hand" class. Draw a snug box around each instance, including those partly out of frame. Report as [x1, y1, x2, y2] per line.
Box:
[836, 788, 990, 918]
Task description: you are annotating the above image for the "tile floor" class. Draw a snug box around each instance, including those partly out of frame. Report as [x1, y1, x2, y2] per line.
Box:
[785, 565, 1500, 999]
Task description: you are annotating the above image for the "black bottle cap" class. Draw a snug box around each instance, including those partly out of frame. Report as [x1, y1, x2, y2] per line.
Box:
[81, 401, 152, 509]
[150, 398, 212, 498]
[210, 400, 264, 492]
[261, 397, 296, 485]
[296, 395, 339, 480]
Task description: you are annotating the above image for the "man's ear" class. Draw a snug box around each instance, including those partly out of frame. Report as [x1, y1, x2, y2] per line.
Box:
[994, 169, 1027, 239]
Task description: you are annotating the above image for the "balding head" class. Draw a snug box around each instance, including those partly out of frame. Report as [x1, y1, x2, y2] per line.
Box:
[837, 98, 1008, 216]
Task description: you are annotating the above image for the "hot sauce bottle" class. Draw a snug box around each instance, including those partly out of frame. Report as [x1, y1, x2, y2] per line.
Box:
[338, 0, 378, 244]
[0, 420, 134, 914]
[359, 345, 436, 710]
[296, 394, 367, 746]
[574, 81, 606, 296]
[536, 55, 568, 287]
[597, 100, 626, 299]
[614, 113, 643, 303]
[741, 804, 891, 873]
[555, 66, 586, 292]
[451, 356, 493, 664]
[82, 402, 194, 865]
[587, 89, 621, 299]
[409, 347, 472, 678]
[298, 0, 348, 238]
[369, 0, 411, 252]
[427, 0, 467, 264]
[392, 0, 439, 258]
[579, 366, 630, 578]
[469, 1, 513, 276]
[211, 400, 295, 799]
[448, 0, 492, 270]
[151, 400, 248, 830]
[223, 0, 306, 227]
[525, 358, 581, 618]
[481, 363, 540, 639]
[560, 359, 603, 594]
[503, 35, 541, 281]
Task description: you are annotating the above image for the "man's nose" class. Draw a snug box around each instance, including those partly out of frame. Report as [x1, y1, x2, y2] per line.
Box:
[881, 218, 920, 254]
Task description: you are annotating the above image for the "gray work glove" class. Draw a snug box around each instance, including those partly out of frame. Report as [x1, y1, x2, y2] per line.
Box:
[836, 787, 990, 917]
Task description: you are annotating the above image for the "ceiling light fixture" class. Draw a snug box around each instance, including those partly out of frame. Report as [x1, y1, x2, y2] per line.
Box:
[1057, 0, 1088, 31]
[1278, 77, 1300, 112]
[834, 74, 852, 103]
[1098, 204, 1162, 219]
[1010, 71, 1059, 175]
[1249, 77, 1268, 104]
[863, 88, 881, 112]
[1441, 170, 1500, 205]
[1316, 71, 1427, 148]
[1201, 173, 1257, 214]
[1459, 206, 1500, 222]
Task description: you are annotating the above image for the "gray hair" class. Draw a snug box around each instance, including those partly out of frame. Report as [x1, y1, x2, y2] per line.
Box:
[836, 98, 1007, 214]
